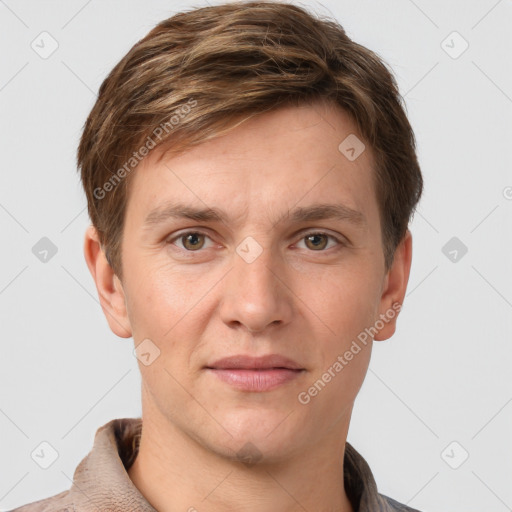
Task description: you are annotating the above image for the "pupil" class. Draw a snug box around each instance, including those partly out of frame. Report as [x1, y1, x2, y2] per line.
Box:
[185, 233, 203, 249]
[307, 234, 327, 250]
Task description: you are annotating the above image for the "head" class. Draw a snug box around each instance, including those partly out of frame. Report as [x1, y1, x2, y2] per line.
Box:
[81, 1, 422, 463]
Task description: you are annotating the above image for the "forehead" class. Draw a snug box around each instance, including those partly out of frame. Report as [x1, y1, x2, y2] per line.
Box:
[124, 100, 379, 229]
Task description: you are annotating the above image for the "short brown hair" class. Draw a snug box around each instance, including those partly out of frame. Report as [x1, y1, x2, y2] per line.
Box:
[77, 0, 423, 280]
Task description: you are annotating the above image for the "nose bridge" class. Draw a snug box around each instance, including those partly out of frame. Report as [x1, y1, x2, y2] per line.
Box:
[220, 236, 292, 332]
[236, 240, 276, 294]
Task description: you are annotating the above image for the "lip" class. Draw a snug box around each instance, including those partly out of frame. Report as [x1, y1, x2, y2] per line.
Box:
[207, 354, 304, 371]
[205, 354, 305, 392]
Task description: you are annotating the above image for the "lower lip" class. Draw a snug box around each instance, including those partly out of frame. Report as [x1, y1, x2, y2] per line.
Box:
[206, 368, 304, 391]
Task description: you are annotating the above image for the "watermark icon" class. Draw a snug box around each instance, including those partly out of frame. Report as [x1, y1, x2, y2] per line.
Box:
[31, 441, 59, 469]
[441, 441, 469, 469]
[441, 31, 469, 60]
[236, 441, 263, 466]
[338, 133, 365, 161]
[503, 186, 512, 200]
[93, 98, 197, 201]
[236, 236, 264, 263]
[32, 236, 58, 263]
[133, 338, 161, 366]
[441, 236, 468, 263]
[298, 303, 401, 405]
[31, 31, 59, 59]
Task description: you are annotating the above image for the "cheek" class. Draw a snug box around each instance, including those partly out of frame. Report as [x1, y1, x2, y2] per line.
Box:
[298, 338, 372, 430]
[313, 266, 382, 338]
[125, 260, 199, 339]
[305, 266, 381, 398]
[126, 262, 219, 383]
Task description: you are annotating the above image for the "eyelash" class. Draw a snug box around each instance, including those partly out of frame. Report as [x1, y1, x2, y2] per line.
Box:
[166, 230, 343, 253]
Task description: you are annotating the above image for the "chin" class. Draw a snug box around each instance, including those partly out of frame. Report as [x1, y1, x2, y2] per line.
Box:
[218, 437, 297, 467]
[211, 410, 305, 463]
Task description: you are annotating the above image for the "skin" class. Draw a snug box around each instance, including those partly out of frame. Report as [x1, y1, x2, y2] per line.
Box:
[84, 98, 412, 512]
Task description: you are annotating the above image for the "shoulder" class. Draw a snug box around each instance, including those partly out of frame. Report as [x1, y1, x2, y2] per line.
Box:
[9, 489, 73, 512]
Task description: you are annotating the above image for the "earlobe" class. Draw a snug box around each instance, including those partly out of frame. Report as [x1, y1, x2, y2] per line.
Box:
[83, 225, 132, 338]
[373, 230, 413, 342]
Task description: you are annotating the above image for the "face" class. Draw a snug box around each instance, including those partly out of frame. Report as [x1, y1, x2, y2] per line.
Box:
[86, 99, 411, 464]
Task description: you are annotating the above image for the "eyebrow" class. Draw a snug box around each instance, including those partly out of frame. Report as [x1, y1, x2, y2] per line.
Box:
[142, 201, 366, 229]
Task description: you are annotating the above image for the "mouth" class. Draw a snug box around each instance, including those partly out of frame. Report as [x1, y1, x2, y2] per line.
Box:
[204, 354, 305, 392]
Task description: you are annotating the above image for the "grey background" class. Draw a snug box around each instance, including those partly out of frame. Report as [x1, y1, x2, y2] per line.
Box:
[0, 0, 511, 511]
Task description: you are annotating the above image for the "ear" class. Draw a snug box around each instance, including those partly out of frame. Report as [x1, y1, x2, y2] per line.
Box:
[374, 230, 413, 341]
[83, 225, 132, 338]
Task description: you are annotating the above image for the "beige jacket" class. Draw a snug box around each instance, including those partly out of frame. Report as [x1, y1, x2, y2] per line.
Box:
[11, 417, 421, 512]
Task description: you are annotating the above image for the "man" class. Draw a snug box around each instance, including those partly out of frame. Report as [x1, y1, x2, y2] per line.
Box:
[13, 1, 423, 510]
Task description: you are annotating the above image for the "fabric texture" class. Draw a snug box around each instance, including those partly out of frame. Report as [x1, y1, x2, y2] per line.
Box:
[11, 417, 422, 512]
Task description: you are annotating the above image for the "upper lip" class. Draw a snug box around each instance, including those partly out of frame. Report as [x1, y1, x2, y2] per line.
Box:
[206, 354, 304, 370]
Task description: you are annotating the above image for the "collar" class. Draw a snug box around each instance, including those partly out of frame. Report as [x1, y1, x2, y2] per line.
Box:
[66, 417, 402, 511]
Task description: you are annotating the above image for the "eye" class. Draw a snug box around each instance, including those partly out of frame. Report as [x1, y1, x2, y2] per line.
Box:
[296, 232, 340, 251]
[169, 231, 213, 251]
[166, 230, 342, 253]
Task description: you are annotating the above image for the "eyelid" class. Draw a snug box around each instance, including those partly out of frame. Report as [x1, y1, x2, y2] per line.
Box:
[293, 230, 344, 250]
[166, 229, 215, 249]
[166, 228, 346, 252]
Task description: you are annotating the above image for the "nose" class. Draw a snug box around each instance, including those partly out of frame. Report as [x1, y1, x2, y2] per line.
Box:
[219, 242, 294, 333]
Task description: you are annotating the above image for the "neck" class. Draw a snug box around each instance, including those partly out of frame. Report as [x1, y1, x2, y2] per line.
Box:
[127, 410, 354, 512]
